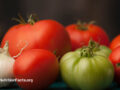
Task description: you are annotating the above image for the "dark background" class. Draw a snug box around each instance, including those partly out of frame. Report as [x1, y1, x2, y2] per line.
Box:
[0, 0, 120, 41]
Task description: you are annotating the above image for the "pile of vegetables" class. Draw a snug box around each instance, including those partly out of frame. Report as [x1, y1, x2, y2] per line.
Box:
[0, 14, 120, 89]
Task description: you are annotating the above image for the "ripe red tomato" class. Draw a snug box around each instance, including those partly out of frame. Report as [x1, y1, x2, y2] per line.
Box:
[109, 46, 120, 84]
[14, 49, 59, 89]
[1, 19, 71, 57]
[65, 23, 110, 50]
[110, 35, 120, 50]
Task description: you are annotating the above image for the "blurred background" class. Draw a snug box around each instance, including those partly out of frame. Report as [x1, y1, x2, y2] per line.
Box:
[0, 0, 119, 41]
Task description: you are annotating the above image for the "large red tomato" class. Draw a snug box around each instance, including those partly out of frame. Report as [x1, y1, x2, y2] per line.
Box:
[65, 23, 109, 50]
[110, 35, 120, 50]
[14, 49, 59, 89]
[109, 46, 120, 84]
[1, 19, 71, 57]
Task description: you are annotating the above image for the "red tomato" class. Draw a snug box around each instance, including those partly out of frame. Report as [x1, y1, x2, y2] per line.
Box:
[14, 49, 59, 89]
[110, 35, 120, 50]
[109, 46, 120, 84]
[65, 23, 109, 50]
[1, 20, 71, 57]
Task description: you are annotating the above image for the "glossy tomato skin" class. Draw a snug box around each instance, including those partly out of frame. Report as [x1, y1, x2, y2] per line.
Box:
[110, 35, 120, 50]
[65, 24, 109, 50]
[1, 20, 71, 57]
[109, 46, 120, 84]
[14, 49, 59, 89]
[60, 49, 114, 90]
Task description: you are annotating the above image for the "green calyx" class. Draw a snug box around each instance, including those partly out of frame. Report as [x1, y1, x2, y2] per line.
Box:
[76, 20, 95, 30]
[12, 14, 39, 25]
[76, 21, 88, 30]
[80, 47, 93, 57]
[80, 40, 100, 57]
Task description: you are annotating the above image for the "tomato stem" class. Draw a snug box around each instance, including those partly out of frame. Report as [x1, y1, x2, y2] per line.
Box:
[12, 14, 39, 25]
[27, 14, 39, 25]
[76, 20, 88, 30]
[76, 20, 95, 30]
[12, 13, 26, 24]
[88, 39, 99, 51]
[80, 40, 99, 57]
[88, 21, 96, 25]
[80, 47, 93, 57]
[27, 14, 35, 25]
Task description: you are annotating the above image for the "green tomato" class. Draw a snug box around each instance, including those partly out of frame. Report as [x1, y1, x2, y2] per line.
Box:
[60, 40, 114, 90]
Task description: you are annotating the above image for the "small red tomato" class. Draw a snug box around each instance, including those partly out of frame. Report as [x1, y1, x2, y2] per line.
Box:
[1, 18, 71, 57]
[65, 22, 110, 50]
[14, 49, 59, 89]
[110, 35, 120, 50]
[109, 46, 120, 84]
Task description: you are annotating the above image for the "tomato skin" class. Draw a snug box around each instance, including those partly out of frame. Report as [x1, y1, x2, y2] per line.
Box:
[65, 24, 109, 50]
[13, 49, 59, 89]
[110, 35, 120, 50]
[1, 20, 71, 57]
[109, 46, 120, 84]
[60, 46, 114, 90]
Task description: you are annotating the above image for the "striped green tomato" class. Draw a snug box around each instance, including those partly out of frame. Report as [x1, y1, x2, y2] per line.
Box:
[60, 40, 114, 90]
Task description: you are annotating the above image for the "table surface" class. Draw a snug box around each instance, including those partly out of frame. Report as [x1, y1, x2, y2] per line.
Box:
[0, 81, 120, 90]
